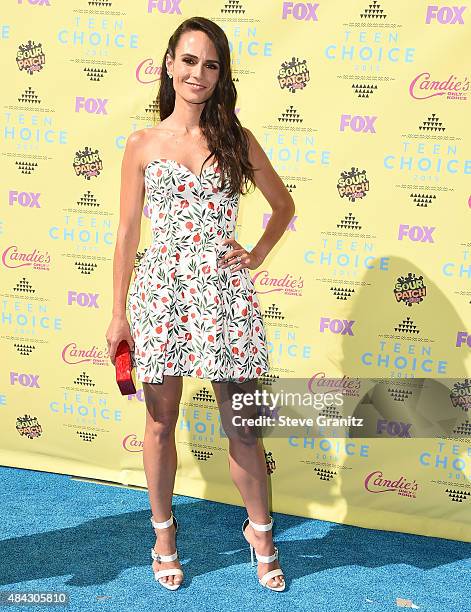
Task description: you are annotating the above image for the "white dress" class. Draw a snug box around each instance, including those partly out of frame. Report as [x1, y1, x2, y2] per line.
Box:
[127, 158, 270, 384]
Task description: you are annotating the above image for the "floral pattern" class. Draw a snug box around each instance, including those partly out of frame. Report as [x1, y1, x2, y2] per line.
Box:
[127, 158, 270, 384]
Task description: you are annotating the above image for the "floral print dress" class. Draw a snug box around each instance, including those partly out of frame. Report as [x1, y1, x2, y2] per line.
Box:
[127, 158, 270, 384]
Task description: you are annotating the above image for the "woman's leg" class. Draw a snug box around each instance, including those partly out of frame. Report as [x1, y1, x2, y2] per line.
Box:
[211, 379, 285, 589]
[143, 374, 183, 586]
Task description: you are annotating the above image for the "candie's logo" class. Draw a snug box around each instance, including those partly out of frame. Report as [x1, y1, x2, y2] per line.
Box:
[136, 59, 162, 84]
[364, 470, 418, 498]
[278, 57, 310, 92]
[62, 343, 108, 365]
[74, 147, 103, 179]
[337, 167, 369, 202]
[123, 434, 144, 452]
[394, 273, 427, 307]
[17, 40, 45, 75]
[409, 72, 469, 101]
[2, 246, 51, 270]
[252, 270, 303, 296]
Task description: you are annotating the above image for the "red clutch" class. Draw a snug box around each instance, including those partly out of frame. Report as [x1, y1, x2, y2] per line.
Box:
[115, 339, 136, 395]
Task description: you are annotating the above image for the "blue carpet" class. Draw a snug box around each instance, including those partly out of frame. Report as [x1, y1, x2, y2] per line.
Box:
[0, 466, 469, 612]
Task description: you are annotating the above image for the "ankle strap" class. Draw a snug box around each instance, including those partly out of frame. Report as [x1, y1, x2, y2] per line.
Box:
[150, 511, 174, 529]
[255, 545, 279, 564]
[249, 516, 273, 531]
[151, 548, 178, 563]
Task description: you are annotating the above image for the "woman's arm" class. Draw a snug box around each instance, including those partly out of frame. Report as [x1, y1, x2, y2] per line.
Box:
[106, 130, 146, 362]
[112, 131, 146, 316]
[243, 126, 295, 265]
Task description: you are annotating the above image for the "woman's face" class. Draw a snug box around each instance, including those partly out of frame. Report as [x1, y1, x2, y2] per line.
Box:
[166, 30, 221, 102]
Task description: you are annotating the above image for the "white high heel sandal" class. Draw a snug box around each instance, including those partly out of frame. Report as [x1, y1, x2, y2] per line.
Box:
[150, 511, 183, 590]
[241, 516, 286, 591]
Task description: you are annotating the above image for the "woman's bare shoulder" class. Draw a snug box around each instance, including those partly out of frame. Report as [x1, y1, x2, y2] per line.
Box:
[124, 128, 148, 152]
[128, 124, 175, 151]
[124, 126, 171, 171]
[127, 127, 156, 143]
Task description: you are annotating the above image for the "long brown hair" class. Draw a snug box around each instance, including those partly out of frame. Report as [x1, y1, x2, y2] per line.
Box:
[155, 16, 256, 198]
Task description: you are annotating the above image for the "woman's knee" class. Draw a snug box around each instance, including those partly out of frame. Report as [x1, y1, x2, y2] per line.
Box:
[227, 428, 260, 448]
[145, 414, 178, 439]
[142, 377, 182, 439]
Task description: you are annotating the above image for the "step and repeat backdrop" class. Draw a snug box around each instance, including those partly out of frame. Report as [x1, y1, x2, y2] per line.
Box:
[1, 1, 470, 542]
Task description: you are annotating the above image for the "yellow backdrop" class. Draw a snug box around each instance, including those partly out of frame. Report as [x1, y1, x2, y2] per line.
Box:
[1, 0, 470, 542]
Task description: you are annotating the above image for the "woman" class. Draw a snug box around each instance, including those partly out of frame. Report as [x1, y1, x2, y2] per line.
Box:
[106, 16, 295, 591]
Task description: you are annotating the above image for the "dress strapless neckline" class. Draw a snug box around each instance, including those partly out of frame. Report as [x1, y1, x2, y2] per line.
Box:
[144, 157, 218, 182]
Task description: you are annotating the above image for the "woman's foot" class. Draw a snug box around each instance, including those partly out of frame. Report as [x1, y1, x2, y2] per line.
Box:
[152, 521, 183, 588]
[242, 522, 285, 589]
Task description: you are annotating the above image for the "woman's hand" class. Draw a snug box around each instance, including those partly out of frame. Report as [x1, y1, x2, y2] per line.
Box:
[105, 315, 134, 365]
[218, 237, 264, 272]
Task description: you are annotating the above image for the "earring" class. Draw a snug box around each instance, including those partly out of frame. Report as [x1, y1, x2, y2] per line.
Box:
[168, 72, 173, 79]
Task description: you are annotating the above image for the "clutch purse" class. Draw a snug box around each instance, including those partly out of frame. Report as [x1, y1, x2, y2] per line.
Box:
[115, 339, 136, 395]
